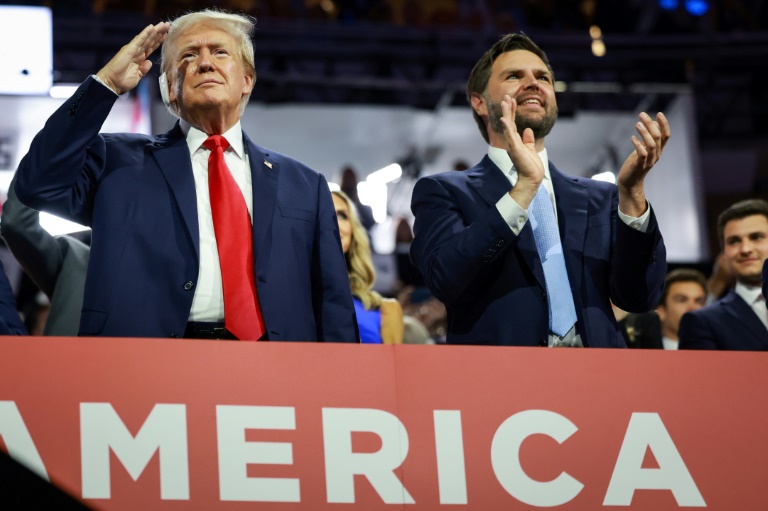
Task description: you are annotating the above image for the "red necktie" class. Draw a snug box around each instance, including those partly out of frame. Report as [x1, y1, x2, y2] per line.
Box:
[204, 135, 265, 341]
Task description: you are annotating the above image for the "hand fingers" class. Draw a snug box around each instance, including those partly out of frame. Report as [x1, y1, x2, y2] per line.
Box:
[630, 135, 648, 167]
[656, 112, 671, 149]
[635, 114, 659, 165]
[499, 95, 519, 147]
[130, 22, 169, 60]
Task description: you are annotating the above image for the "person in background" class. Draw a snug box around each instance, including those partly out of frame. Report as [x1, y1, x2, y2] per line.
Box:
[14, 10, 357, 341]
[410, 33, 669, 347]
[653, 268, 707, 349]
[705, 252, 735, 303]
[1, 175, 89, 336]
[762, 259, 767, 306]
[340, 165, 376, 232]
[332, 190, 403, 344]
[680, 199, 768, 350]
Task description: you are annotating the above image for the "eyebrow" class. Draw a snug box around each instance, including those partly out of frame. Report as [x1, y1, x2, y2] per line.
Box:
[499, 67, 551, 77]
[178, 39, 231, 55]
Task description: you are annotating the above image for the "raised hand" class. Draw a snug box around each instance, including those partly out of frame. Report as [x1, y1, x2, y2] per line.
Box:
[499, 94, 544, 209]
[96, 22, 171, 95]
[616, 112, 671, 217]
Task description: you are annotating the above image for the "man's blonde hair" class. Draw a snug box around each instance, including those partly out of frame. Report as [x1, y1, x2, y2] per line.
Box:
[160, 9, 256, 118]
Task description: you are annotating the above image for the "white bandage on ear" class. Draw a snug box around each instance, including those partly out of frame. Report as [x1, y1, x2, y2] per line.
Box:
[159, 72, 171, 107]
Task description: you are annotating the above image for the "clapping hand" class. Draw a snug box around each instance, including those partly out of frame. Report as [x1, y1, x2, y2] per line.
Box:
[616, 112, 671, 217]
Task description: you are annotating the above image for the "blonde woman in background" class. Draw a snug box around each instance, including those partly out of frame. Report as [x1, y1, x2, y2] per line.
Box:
[332, 190, 404, 344]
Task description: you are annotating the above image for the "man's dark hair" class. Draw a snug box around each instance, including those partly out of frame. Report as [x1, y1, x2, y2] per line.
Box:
[717, 198, 768, 249]
[658, 268, 707, 308]
[466, 33, 554, 144]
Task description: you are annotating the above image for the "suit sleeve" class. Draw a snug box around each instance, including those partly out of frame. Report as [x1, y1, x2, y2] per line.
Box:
[0, 259, 27, 335]
[678, 310, 718, 350]
[311, 173, 360, 343]
[410, 176, 516, 306]
[609, 203, 667, 313]
[14, 76, 118, 226]
[1, 175, 63, 298]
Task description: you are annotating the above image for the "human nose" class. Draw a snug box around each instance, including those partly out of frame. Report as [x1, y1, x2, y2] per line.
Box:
[521, 72, 540, 90]
[738, 240, 753, 255]
[196, 50, 214, 72]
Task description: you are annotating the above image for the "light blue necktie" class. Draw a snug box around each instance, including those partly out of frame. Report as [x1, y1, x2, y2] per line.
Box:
[528, 184, 578, 337]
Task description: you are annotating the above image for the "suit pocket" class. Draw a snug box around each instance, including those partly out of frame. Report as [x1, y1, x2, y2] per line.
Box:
[279, 206, 314, 223]
[79, 309, 107, 335]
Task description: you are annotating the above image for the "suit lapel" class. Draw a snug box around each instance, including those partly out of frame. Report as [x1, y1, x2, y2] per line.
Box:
[151, 124, 200, 262]
[244, 134, 279, 273]
[468, 156, 545, 291]
[722, 291, 768, 345]
[550, 163, 588, 312]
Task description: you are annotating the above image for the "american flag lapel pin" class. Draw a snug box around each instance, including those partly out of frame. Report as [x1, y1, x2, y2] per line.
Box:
[263, 160, 273, 169]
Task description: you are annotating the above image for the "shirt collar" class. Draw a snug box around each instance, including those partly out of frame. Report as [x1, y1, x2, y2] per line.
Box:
[488, 145, 551, 182]
[180, 120, 245, 160]
[735, 280, 763, 306]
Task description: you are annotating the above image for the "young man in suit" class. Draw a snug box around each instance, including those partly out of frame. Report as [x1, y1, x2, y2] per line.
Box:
[410, 33, 670, 347]
[14, 10, 357, 342]
[654, 269, 708, 349]
[679, 199, 768, 350]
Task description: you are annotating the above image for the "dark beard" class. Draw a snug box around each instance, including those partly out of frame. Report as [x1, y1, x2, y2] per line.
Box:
[488, 100, 558, 140]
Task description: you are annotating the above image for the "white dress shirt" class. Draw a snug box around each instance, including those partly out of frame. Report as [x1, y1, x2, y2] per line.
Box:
[92, 76, 254, 321]
[662, 336, 679, 350]
[181, 121, 253, 322]
[488, 146, 651, 235]
[734, 281, 768, 330]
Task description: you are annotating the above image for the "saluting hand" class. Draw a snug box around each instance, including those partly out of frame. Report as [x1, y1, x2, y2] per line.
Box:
[96, 22, 171, 96]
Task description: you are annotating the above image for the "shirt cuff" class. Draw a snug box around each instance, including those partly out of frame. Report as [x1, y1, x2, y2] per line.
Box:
[618, 201, 651, 233]
[496, 193, 528, 235]
[91, 74, 119, 96]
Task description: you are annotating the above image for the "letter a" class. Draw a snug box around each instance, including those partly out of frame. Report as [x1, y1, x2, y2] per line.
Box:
[604, 413, 705, 506]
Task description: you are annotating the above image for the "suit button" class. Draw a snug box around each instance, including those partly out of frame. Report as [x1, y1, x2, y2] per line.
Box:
[538, 338, 547, 347]
[541, 291, 546, 301]
[496, 239, 504, 248]
[183, 281, 194, 291]
[170, 333, 178, 338]
[482, 255, 492, 263]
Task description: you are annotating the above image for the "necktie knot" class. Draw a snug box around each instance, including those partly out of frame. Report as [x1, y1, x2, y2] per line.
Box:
[204, 135, 229, 152]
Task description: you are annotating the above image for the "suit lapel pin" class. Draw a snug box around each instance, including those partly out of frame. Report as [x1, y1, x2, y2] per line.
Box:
[263, 160, 273, 170]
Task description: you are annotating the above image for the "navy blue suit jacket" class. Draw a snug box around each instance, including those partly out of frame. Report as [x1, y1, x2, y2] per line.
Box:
[410, 156, 666, 347]
[679, 290, 768, 350]
[0, 258, 26, 335]
[15, 77, 358, 342]
[763, 260, 768, 304]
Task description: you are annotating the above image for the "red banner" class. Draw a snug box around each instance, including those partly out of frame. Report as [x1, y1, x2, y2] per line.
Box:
[0, 337, 766, 510]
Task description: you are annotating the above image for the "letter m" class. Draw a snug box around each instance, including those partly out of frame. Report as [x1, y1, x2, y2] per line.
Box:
[80, 403, 188, 500]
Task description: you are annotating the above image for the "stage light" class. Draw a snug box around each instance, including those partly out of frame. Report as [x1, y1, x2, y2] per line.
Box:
[658, 0, 679, 9]
[591, 40, 606, 57]
[684, 0, 709, 15]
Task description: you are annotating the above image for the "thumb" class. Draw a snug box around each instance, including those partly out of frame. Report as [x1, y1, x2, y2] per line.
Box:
[522, 127, 536, 147]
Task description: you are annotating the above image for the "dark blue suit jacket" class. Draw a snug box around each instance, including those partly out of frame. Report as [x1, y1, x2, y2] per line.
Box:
[679, 290, 768, 350]
[15, 77, 358, 342]
[763, 260, 768, 304]
[410, 156, 666, 347]
[0, 258, 26, 335]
